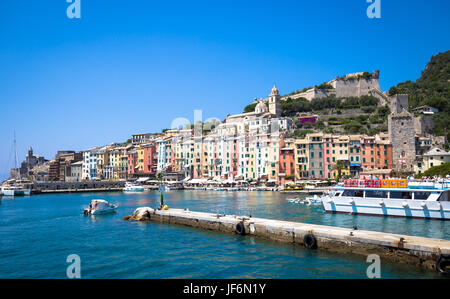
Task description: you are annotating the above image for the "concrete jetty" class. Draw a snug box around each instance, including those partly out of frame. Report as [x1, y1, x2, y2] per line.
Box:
[124, 207, 450, 273]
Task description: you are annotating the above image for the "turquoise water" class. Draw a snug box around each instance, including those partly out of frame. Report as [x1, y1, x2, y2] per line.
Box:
[0, 190, 448, 279]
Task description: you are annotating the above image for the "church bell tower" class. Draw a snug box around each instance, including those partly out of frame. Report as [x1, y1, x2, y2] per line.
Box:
[268, 84, 281, 117]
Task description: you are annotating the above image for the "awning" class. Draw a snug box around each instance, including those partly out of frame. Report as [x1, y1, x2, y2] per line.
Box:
[360, 169, 393, 176]
[188, 179, 208, 184]
[136, 177, 150, 182]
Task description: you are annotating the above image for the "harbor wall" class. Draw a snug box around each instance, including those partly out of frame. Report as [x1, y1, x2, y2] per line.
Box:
[125, 208, 450, 272]
[30, 181, 126, 194]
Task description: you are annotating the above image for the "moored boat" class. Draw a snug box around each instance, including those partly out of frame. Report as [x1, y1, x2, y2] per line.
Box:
[1, 185, 31, 196]
[123, 182, 145, 192]
[322, 179, 450, 220]
[2, 132, 31, 197]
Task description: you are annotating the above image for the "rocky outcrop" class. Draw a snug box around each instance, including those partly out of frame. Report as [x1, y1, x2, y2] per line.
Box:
[123, 207, 154, 221]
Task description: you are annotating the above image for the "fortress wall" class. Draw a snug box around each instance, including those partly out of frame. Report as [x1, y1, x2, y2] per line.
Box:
[414, 116, 435, 136]
[334, 78, 381, 98]
[282, 77, 381, 102]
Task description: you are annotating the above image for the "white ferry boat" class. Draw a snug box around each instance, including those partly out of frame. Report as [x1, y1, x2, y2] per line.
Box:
[123, 182, 145, 192]
[322, 179, 450, 220]
[1, 185, 31, 197]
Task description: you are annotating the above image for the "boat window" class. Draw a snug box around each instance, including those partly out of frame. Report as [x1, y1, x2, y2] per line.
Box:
[342, 190, 364, 197]
[365, 190, 388, 198]
[390, 191, 412, 199]
[413, 192, 431, 200]
[438, 192, 449, 202]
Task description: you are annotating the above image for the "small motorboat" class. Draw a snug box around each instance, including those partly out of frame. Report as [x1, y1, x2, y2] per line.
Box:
[84, 199, 118, 215]
[123, 182, 145, 192]
[158, 185, 171, 191]
[304, 195, 323, 205]
[287, 198, 302, 204]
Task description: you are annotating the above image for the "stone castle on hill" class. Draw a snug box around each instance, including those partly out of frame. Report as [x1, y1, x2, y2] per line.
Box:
[255, 70, 388, 105]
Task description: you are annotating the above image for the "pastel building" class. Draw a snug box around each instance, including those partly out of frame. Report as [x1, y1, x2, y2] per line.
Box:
[307, 133, 324, 179]
[295, 138, 309, 179]
[279, 139, 295, 185]
[82, 148, 100, 180]
[349, 135, 362, 177]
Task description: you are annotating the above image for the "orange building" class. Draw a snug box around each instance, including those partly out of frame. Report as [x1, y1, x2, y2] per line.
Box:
[361, 136, 393, 177]
[279, 139, 296, 185]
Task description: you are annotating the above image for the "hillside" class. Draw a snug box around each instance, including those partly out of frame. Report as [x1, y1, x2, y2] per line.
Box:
[389, 50, 450, 139]
[243, 51, 449, 140]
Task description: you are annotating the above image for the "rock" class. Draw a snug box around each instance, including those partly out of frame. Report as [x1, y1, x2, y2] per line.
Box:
[126, 207, 154, 221]
[123, 207, 155, 221]
[134, 207, 154, 217]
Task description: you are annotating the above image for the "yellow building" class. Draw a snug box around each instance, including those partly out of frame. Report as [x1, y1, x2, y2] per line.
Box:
[330, 135, 350, 178]
[294, 138, 309, 179]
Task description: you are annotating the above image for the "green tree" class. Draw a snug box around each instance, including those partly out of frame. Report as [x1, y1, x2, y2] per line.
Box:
[417, 162, 450, 178]
[332, 160, 346, 180]
[244, 103, 257, 113]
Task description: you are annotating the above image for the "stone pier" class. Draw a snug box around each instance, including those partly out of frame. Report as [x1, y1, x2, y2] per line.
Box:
[124, 207, 450, 273]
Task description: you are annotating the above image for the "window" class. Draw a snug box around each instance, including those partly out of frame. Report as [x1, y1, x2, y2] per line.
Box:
[390, 192, 412, 199]
[342, 190, 364, 197]
[365, 190, 388, 198]
[414, 192, 431, 200]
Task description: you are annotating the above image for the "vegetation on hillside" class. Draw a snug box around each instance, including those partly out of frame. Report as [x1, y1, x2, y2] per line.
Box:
[244, 103, 257, 113]
[315, 83, 334, 90]
[415, 162, 450, 178]
[280, 95, 379, 117]
[389, 50, 450, 139]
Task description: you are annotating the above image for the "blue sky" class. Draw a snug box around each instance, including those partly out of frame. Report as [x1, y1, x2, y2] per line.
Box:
[0, 0, 449, 180]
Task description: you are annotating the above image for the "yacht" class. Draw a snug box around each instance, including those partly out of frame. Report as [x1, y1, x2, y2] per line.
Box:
[84, 199, 118, 215]
[322, 179, 450, 220]
[123, 182, 145, 192]
[2, 132, 31, 197]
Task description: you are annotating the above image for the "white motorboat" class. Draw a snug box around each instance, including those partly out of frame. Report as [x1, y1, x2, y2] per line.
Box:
[305, 195, 322, 205]
[322, 179, 450, 220]
[84, 199, 118, 215]
[1, 185, 31, 197]
[158, 185, 170, 191]
[123, 182, 145, 192]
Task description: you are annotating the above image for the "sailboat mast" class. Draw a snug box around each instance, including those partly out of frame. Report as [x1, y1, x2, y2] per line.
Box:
[14, 130, 20, 181]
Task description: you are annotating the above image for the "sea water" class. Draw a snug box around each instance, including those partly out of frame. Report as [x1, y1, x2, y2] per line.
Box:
[0, 190, 447, 279]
